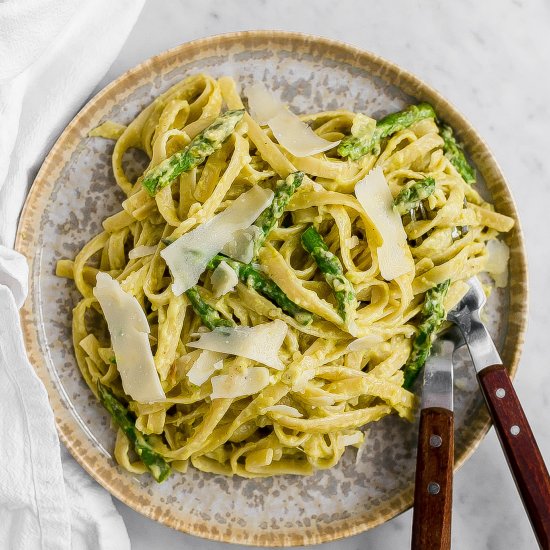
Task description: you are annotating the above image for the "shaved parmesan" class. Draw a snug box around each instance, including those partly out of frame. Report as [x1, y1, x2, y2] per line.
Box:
[485, 239, 510, 288]
[355, 167, 413, 280]
[339, 432, 364, 447]
[211, 261, 239, 298]
[245, 82, 340, 157]
[128, 245, 157, 260]
[347, 332, 385, 352]
[289, 357, 316, 392]
[263, 405, 303, 417]
[210, 367, 270, 399]
[245, 83, 281, 125]
[93, 272, 165, 403]
[345, 236, 360, 250]
[221, 225, 262, 264]
[268, 110, 340, 158]
[187, 319, 288, 370]
[161, 186, 273, 295]
[186, 350, 226, 386]
[355, 428, 371, 465]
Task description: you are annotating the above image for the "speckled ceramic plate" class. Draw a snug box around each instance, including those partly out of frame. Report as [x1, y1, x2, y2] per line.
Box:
[16, 31, 527, 546]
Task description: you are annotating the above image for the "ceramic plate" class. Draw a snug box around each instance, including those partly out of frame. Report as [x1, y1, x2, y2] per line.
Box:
[16, 31, 527, 546]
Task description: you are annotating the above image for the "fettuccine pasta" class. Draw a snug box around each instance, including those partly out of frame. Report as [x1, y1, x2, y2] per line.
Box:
[56, 74, 513, 480]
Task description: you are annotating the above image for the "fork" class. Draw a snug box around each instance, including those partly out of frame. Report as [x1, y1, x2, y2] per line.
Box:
[448, 277, 550, 548]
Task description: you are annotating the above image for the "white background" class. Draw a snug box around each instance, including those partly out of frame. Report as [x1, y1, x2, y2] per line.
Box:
[89, 1, 550, 548]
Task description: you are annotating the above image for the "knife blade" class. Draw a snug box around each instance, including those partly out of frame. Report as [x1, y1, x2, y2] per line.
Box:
[420, 327, 462, 410]
[411, 325, 462, 550]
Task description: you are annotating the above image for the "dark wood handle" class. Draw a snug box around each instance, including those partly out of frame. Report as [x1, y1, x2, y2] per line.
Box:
[411, 407, 454, 550]
[478, 364, 550, 549]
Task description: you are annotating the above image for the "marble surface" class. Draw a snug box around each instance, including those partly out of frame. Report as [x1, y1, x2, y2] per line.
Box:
[85, 0, 550, 548]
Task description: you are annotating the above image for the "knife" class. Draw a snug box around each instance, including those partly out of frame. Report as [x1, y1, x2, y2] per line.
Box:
[448, 277, 550, 549]
[411, 325, 463, 550]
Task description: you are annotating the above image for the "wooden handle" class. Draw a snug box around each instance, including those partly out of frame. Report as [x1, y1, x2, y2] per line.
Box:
[478, 364, 550, 549]
[411, 407, 454, 550]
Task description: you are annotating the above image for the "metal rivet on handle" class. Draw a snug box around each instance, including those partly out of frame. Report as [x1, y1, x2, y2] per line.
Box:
[429, 435, 442, 448]
[496, 388, 506, 398]
[511, 425, 520, 436]
[428, 482, 440, 495]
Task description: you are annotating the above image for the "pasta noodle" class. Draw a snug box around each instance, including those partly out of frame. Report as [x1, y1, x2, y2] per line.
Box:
[57, 73, 513, 479]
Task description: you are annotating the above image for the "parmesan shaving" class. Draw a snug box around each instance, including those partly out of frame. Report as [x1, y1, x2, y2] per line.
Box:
[186, 350, 226, 386]
[347, 332, 385, 352]
[485, 239, 510, 288]
[245, 82, 281, 125]
[128, 245, 157, 260]
[245, 82, 340, 157]
[187, 320, 288, 370]
[161, 186, 273, 295]
[211, 261, 239, 297]
[221, 225, 262, 264]
[210, 367, 270, 399]
[339, 432, 364, 447]
[355, 430, 370, 465]
[289, 357, 316, 392]
[345, 236, 360, 249]
[93, 272, 165, 403]
[355, 167, 413, 280]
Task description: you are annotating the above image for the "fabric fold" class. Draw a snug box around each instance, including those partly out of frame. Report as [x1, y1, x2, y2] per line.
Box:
[0, 0, 145, 548]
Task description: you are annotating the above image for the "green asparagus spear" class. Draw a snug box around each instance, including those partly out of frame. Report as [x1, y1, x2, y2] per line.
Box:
[338, 103, 436, 161]
[253, 171, 304, 257]
[393, 177, 436, 215]
[97, 382, 171, 482]
[402, 279, 451, 389]
[142, 109, 245, 196]
[300, 226, 357, 325]
[439, 123, 476, 184]
[208, 255, 313, 325]
[185, 287, 234, 330]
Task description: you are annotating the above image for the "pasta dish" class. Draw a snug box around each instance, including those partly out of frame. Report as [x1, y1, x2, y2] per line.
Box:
[56, 74, 514, 480]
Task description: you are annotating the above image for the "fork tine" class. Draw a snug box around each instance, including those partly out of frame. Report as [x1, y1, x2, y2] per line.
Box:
[467, 276, 486, 307]
[448, 277, 486, 324]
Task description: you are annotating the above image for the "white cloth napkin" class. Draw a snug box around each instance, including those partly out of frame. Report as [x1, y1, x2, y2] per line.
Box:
[0, 1, 145, 549]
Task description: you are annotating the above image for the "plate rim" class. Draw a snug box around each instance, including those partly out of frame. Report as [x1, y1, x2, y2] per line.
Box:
[15, 30, 528, 546]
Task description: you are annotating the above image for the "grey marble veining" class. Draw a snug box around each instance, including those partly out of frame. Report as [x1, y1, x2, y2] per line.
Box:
[88, 0, 550, 548]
